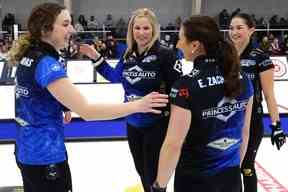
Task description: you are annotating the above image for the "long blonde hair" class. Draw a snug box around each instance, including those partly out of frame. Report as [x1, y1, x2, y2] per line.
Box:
[124, 8, 160, 59]
[8, 3, 65, 66]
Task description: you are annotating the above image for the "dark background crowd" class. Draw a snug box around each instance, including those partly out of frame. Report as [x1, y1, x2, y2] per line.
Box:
[1, 9, 288, 62]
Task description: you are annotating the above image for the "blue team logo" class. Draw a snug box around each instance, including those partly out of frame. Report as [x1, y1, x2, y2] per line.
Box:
[50, 63, 61, 72]
[123, 65, 156, 85]
[142, 55, 157, 63]
[202, 97, 248, 122]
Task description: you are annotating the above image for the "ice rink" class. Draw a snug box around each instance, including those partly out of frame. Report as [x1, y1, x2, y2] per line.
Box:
[0, 137, 287, 192]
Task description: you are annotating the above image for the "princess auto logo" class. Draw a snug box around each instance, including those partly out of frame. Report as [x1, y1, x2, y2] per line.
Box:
[202, 97, 248, 122]
[123, 65, 156, 84]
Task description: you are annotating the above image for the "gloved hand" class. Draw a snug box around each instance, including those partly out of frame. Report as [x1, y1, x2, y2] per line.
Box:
[270, 121, 286, 150]
[151, 182, 166, 192]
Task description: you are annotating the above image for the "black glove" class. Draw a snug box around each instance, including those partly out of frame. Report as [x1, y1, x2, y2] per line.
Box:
[151, 182, 166, 192]
[270, 121, 286, 150]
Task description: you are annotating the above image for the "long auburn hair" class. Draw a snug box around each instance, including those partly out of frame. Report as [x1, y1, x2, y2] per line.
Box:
[182, 16, 241, 98]
[8, 3, 66, 66]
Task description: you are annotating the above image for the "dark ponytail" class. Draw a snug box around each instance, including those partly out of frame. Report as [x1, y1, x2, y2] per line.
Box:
[182, 16, 241, 98]
[220, 39, 241, 97]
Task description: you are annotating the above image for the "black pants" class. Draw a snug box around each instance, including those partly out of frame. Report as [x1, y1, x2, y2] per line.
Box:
[17, 160, 72, 192]
[174, 166, 242, 192]
[127, 117, 169, 192]
[241, 111, 264, 192]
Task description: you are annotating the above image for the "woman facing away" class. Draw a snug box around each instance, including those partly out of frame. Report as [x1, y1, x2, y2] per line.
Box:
[152, 15, 254, 192]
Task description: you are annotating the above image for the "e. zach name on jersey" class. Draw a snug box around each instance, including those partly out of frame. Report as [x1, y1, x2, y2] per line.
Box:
[197, 75, 224, 88]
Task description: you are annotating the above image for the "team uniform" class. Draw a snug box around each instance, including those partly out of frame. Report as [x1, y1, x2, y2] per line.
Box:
[15, 41, 72, 192]
[94, 41, 182, 192]
[240, 42, 274, 192]
[169, 56, 253, 192]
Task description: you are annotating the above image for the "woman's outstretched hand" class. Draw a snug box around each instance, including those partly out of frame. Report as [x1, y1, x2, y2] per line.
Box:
[136, 92, 169, 114]
[79, 44, 101, 60]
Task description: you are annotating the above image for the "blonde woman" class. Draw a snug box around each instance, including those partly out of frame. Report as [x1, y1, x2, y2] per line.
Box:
[80, 8, 182, 192]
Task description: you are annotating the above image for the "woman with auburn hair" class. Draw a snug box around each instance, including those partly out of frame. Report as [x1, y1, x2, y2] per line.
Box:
[10, 3, 168, 192]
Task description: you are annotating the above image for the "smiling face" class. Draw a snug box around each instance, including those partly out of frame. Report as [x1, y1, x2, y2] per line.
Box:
[229, 17, 255, 47]
[42, 9, 75, 50]
[132, 16, 153, 50]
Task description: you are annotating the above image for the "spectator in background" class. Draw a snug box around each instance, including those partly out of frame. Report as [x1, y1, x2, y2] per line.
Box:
[104, 14, 114, 30]
[269, 15, 279, 28]
[2, 13, 16, 33]
[279, 17, 288, 28]
[103, 32, 127, 59]
[270, 36, 282, 55]
[78, 15, 87, 30]
[87, 16, 99, 30]
[218, 9, 230, 28]
[93, 38, 107, 56]
[160, 34, 174, 49]
[256, 17, 267, 29]
[259, 35, 270, 53]
[115, 17, 127, 38]
[74, 17, 85, 32]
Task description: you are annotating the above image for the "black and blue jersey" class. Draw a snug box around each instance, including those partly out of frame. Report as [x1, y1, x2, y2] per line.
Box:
[96, 41, 183, 128]
[240, 42, 274, 114]
[170, 56, 253, 176]
[15, 41, 68, 165]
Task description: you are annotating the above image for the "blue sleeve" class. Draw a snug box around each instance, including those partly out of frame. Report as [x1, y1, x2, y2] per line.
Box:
[35, 56, 67, 88]
[96, 57, 124, 83]
[247, 78, 254, 98]
[115, 42, 127, 59]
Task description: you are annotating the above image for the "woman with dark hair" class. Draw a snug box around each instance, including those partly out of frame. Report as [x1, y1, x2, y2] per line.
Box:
[229, 13, 286, 192]
[9, 3, 168, 192]
[152, 15, 254, 192]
